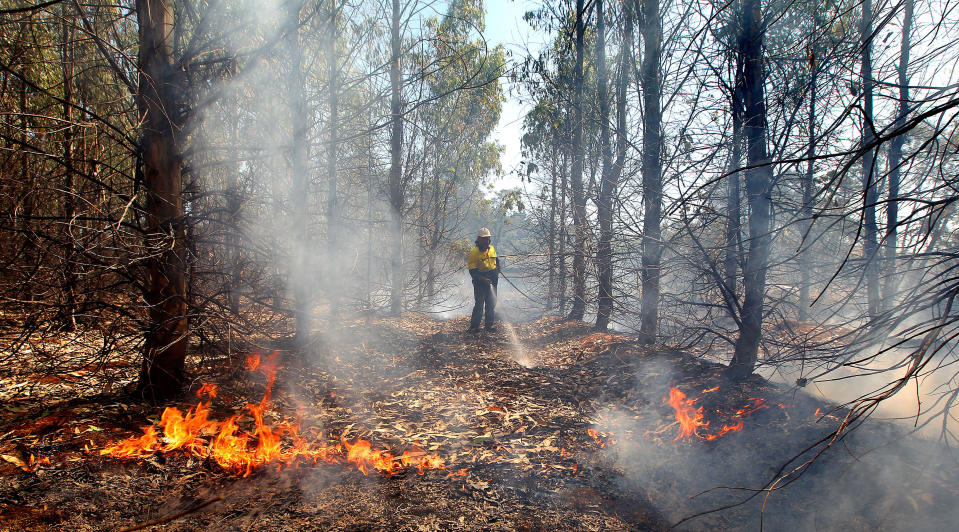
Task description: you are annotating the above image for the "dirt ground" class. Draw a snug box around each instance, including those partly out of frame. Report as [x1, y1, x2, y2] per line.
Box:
[1, 315, 957, 530]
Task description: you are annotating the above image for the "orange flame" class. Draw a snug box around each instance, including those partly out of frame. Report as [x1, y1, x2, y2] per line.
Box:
[586, 428, 613, 447]
[99, 351, 449, 477]
[195, 383, 217, 399]
[664, 386, 766, 441]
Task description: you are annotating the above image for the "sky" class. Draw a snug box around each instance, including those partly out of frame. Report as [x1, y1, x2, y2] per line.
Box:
[483, 0, 547, 191]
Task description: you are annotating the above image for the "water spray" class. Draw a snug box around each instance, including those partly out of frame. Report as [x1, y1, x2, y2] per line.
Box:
[494, 271, 534, 368]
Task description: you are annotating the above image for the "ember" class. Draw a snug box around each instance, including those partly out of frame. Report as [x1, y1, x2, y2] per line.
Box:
[664, 386, 767, 441]
[587, 427, 614, 447]
[98, 351, 449, 477]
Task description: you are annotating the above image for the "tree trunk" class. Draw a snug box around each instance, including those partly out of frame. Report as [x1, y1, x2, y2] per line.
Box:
[389, 0, 404, 316]
[327, 0, 340, 317]
[59, 7, 77, 331]
[287, 0, 312, 349]
[547, 140, 557, 312]
[596, 0, 629, 331]
[136, 0, 189, 401]
[727, 0, 774, 380]
[226, 62, 241, 316]
[883, 0, 912, 305]
[860, 0, 880, 321]
[558, 150, 568, 315]
[638, 0, 664, 342]
[568, 0, 588, 322]
[799, 27, 817, 323]
[724, 82, 742, 299]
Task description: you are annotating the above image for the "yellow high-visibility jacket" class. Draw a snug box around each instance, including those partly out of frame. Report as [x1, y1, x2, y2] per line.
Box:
[467, 245, 498, 273]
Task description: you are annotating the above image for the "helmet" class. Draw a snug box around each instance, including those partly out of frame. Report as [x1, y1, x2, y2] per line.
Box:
[477, 227, 492, 238]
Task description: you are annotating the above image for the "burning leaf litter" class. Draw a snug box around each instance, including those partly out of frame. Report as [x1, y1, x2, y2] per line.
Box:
[98, 352, 451, 478]
[4, 315, 955, 530]
[662, 386, 767, 441]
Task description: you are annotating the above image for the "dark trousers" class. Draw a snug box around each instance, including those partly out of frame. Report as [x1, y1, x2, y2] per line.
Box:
[471, 280, 497, 329]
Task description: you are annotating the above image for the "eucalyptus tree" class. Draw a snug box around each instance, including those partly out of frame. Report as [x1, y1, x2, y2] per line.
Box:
[726, 0, 775, 380]
[594, 0, 630, 332]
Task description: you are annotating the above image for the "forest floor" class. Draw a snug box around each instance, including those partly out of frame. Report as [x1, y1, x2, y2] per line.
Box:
[1, 315, 958, 531]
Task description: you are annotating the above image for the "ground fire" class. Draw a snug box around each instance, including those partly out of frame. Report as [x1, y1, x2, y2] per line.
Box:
[98, 352, 452, 477]
[665, 386, 767, 441]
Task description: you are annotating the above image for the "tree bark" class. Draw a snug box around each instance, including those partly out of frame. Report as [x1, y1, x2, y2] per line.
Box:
[861, 0, 880, 321]
[547, 139, 557, 312]
[595, 0, 629, 331]
[389, 0, 405, 316]
[136, 0, 189, 401]
[287, 0, 312, 349]
[327, 0, 340, 317]
[558, 150, 568, 315]
[727, 0, 773, 380]
[724, 77, 742, 299]
[638, 0, 663, 342]
[226, 61, 241, 316]
[59, 7, 77, 331]
[799, 24, 817, 323]
[883, 0, 912, 305]
[567, 0, 588, 322]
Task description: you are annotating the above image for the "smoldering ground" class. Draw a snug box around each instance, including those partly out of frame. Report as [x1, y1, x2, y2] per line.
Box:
[587, 353, 959, 531]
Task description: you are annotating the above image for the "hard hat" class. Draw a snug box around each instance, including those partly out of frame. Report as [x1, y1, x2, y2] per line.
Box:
[477, 227, 492, 238]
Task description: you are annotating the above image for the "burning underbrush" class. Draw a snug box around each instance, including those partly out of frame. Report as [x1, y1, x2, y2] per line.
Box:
[1, 314, 957, 530]
[97, 352, 451, 478]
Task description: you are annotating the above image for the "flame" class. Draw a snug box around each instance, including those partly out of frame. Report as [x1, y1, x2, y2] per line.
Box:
[99, 351, 449, 477]
[195, 383, 218, 399]
[664, 386, 766, 441]
[586, 427, 613, 447]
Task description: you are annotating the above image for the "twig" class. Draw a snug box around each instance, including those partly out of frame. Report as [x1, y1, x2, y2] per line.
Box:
[119, 496, 223, 532]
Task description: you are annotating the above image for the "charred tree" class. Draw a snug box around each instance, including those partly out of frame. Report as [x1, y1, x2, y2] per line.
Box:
[287, 0, 313, 349]
[136, 0, 189, 400]
[389, 0, 405, 316]
[327, 0, 341, 317]
[883, 0, 913, 305]
[799, 18, 818, 323]
[547, 139, 558, 312]
[726, 0, 774, 380]
[860, 0, 880, 321]
[724, 76, 742, 299]
[567, 0, 589, 322]
[638, 0, 663, 342]
[558, 149, 569, 315]
[58, 7, 77, 331]
[595, 0, 629, 331]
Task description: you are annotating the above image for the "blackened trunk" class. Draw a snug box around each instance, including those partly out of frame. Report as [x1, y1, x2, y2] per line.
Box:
[724, 102, 742, 297]
[59, 8, 77, 331]
[861, 0, 880, 320]
[389, 0, 404, 316]
[547, 140, 557, 312]
[136, 0, 189, 401]
[594, 0, 611, 330]
[596, 0, 629, 331]
[727, 0, 774, 381]
[288, 0, 312, 349]
[568, 0, 588, 322]
[799, 32, 817, 323]
[226, 63, 241, 315]
[884, 0, 912, 305]
[638, 0, 663, 342]
[558, 150, 568, 315]
[327, 1, 340, 317]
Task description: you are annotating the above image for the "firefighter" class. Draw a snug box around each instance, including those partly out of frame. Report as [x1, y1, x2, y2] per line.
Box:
[467, 227, 500, 332]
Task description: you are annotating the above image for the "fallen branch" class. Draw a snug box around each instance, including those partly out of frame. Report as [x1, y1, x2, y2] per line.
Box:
[119, 497, 223, 532]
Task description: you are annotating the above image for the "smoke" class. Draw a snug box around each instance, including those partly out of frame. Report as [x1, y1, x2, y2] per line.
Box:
[586, 357, 959, 531]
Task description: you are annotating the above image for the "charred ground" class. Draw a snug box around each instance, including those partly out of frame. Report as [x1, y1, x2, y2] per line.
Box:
[1, 316, 956, 530]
